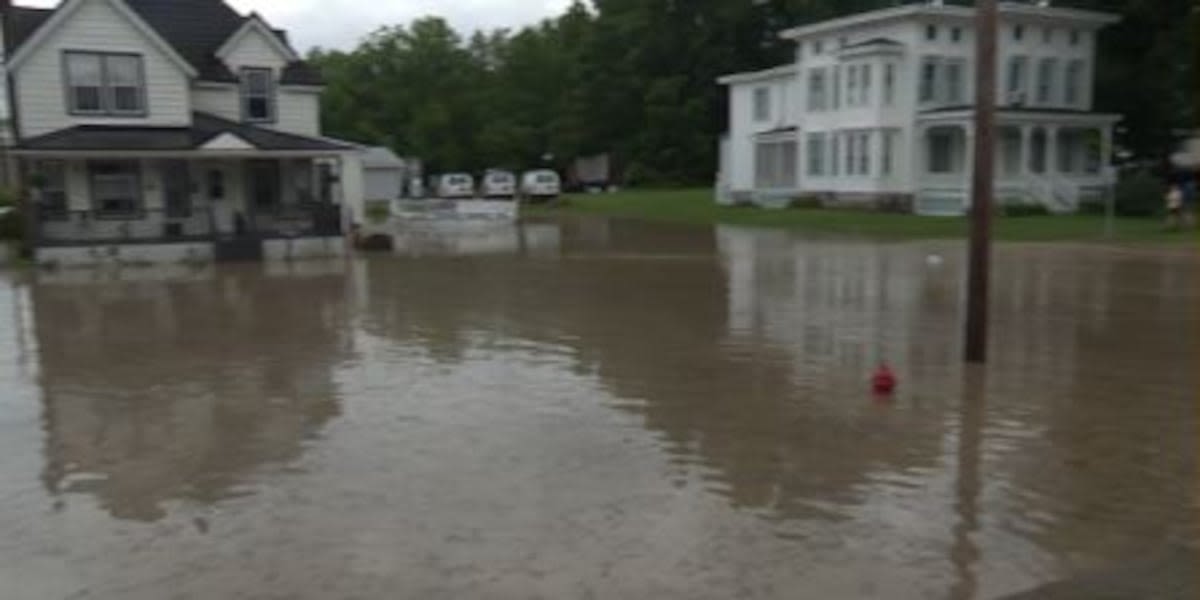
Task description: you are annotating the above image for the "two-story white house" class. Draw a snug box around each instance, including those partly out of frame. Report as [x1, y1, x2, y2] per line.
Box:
[2, 0, 363, 265]
[717, 1, 1122, 215]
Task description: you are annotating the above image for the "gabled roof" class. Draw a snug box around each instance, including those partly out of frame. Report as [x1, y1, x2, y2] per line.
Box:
[216, 12, 299, 63]
[4, 6, 53, 54]
[15, 112, 355, 153]
[6, 0, 324, 86]
[8, 0, 198, 77]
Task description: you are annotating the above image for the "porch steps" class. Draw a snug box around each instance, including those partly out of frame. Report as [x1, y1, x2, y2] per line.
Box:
[214, 237, 263, 262]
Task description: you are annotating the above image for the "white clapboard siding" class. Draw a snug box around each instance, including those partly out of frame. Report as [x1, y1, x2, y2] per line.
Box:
[14, 0, 192, 138]
[220, 27, 321, 137]
[275, 90, 320, 137]
[191, 86, 240, 121]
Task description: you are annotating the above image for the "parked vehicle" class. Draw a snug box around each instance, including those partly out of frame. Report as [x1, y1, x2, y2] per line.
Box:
[437, 173, 476, 199]
[520, 170, 562, 203]
[482, 170, 517, 199]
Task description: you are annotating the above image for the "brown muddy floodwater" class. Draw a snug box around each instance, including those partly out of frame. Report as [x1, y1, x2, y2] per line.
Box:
[0, 220, 1196, 599]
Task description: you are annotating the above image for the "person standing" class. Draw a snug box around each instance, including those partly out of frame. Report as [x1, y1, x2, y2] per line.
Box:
[1180, 174, 1197, 229]
[1164, 183, 1184, 231]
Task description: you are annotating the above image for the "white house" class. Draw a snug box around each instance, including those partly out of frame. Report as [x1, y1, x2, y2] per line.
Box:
[2, 0, 362, 265]
[717, 1, 1122, 215]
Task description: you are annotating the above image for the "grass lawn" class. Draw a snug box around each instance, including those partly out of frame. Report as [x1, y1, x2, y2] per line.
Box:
[526, 188, 1197, 243]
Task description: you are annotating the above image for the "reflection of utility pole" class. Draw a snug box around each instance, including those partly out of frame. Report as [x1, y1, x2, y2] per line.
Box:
[965, 0, 998, 363]
[949, 365, 987, 600]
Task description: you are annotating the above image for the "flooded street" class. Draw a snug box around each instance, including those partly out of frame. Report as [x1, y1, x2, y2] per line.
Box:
[0, 219, 1195, 599]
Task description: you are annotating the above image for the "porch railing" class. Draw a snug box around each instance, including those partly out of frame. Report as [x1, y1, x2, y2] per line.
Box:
[34, 202, 343, 247]
[34, 208, 215, 246]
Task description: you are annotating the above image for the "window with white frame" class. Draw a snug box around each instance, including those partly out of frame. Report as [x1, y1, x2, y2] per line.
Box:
[88, 160, 142, 217]
[883, 63, 896, 105]
[846, 65, 858, 107]
[844, 133, 855, 175]
[944, 60, 965, 105]
[755, 140, 798, 189]
[830, 134, 840, 176]
[919, 57, 939, 103]
[927, 131, 957, 174]
[807, 69, 828, 111]
[882, 130, 897, 176]
[753, 86, 771, 122]
[64, 52, 145, 116]
[1064, 59, 1084, 106]
[241, 68, 276, 122]
[860, 64, 873, 106]
[845, 131, 871, 176]
[1007, 56, 1029, 100]
[807, 133, 827, 176]
[1036, 57, 1058, 105]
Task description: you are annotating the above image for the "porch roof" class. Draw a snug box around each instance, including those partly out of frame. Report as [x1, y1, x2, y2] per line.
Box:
[919, 106, 1122, 126]
[14, 112, 356, 156]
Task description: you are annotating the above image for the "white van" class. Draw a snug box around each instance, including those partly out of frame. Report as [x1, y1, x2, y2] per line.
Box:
[520, 170, 561, 203]
[482, 170, 517, 199]
[437, 173, 475, 199]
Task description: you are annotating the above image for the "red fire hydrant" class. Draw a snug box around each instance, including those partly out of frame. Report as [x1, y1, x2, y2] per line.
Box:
[872, 363, 897, 395]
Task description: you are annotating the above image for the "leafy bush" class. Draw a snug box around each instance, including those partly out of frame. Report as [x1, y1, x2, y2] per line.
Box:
[364, 200, 391, 224]
[0, 208, 22, 241]
[1003, 203, 1051, 217]
[1114, 170, 1164, 217]
[787, 195, 823, 210]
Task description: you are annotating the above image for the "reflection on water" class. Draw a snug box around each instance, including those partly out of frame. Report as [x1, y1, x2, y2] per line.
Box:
[0, 219, 1195, 599]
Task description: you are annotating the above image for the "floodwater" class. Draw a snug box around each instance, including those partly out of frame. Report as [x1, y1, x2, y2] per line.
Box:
[0, 219, 1195, 599]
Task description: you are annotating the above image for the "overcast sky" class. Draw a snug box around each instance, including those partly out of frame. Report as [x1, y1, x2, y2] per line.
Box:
[22, 0, 575, 51]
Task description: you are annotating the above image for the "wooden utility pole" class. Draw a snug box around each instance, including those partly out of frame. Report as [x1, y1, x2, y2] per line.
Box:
[965, 0, 998, 364]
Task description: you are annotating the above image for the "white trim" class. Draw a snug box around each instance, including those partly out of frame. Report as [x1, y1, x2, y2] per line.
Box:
[215, 14, 300, 63]
[717, 64, 797, 86]
[9, 0, 198, 77]
[193, 81, 238, 90]
[779, 2, 1119, 40]
[12, 149, 348, 159]
[918, 109, 1122, 127]
[200, 132, 254, 151]
[280, 84, 324, 93]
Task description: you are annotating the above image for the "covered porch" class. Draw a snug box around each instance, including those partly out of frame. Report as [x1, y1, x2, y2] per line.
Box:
[14, 112, 357, 261]
[915, 109, 1120, 215]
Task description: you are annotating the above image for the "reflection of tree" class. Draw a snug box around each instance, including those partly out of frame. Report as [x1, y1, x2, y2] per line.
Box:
[34, 265, 351, 522]
[361, 225, 954, 521]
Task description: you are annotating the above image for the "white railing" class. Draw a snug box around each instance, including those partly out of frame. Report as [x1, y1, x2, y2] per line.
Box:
[1024, 175, 1080, 214]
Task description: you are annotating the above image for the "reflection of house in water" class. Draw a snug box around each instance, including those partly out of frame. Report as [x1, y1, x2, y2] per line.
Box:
[33, 265, 353, 522]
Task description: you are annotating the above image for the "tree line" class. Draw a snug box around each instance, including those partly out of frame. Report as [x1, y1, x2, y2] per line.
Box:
[309, 0, 1197, 185]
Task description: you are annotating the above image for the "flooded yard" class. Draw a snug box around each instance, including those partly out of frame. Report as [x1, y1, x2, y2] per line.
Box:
[0, 219, 1195, 599]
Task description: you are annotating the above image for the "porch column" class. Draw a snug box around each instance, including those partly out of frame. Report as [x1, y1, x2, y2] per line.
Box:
[1045, 125, 1060, 176]
[962, 123, 976, 189]
[1100, 126, 1114, 180]
[1019, 125, 1033, 176]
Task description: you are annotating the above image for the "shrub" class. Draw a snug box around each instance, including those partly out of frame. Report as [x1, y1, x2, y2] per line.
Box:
[0, 208, 22, 241]
[364, 200, 391, 224]
[1114, 169, 1163, 217]
[1003, 203, 1051, 217]
[787, 195, 823, 210]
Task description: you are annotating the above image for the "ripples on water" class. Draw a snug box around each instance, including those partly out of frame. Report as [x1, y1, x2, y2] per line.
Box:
[0, 220, 1194, 599]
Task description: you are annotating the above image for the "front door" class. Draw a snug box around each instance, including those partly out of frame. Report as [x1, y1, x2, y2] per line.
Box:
[246, 160, 281, 216]
[163, 160, 191, 219]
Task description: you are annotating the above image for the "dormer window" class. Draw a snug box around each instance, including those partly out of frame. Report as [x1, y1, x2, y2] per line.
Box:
[64, 52, 145, 116]
[241, 68, 275, 123]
